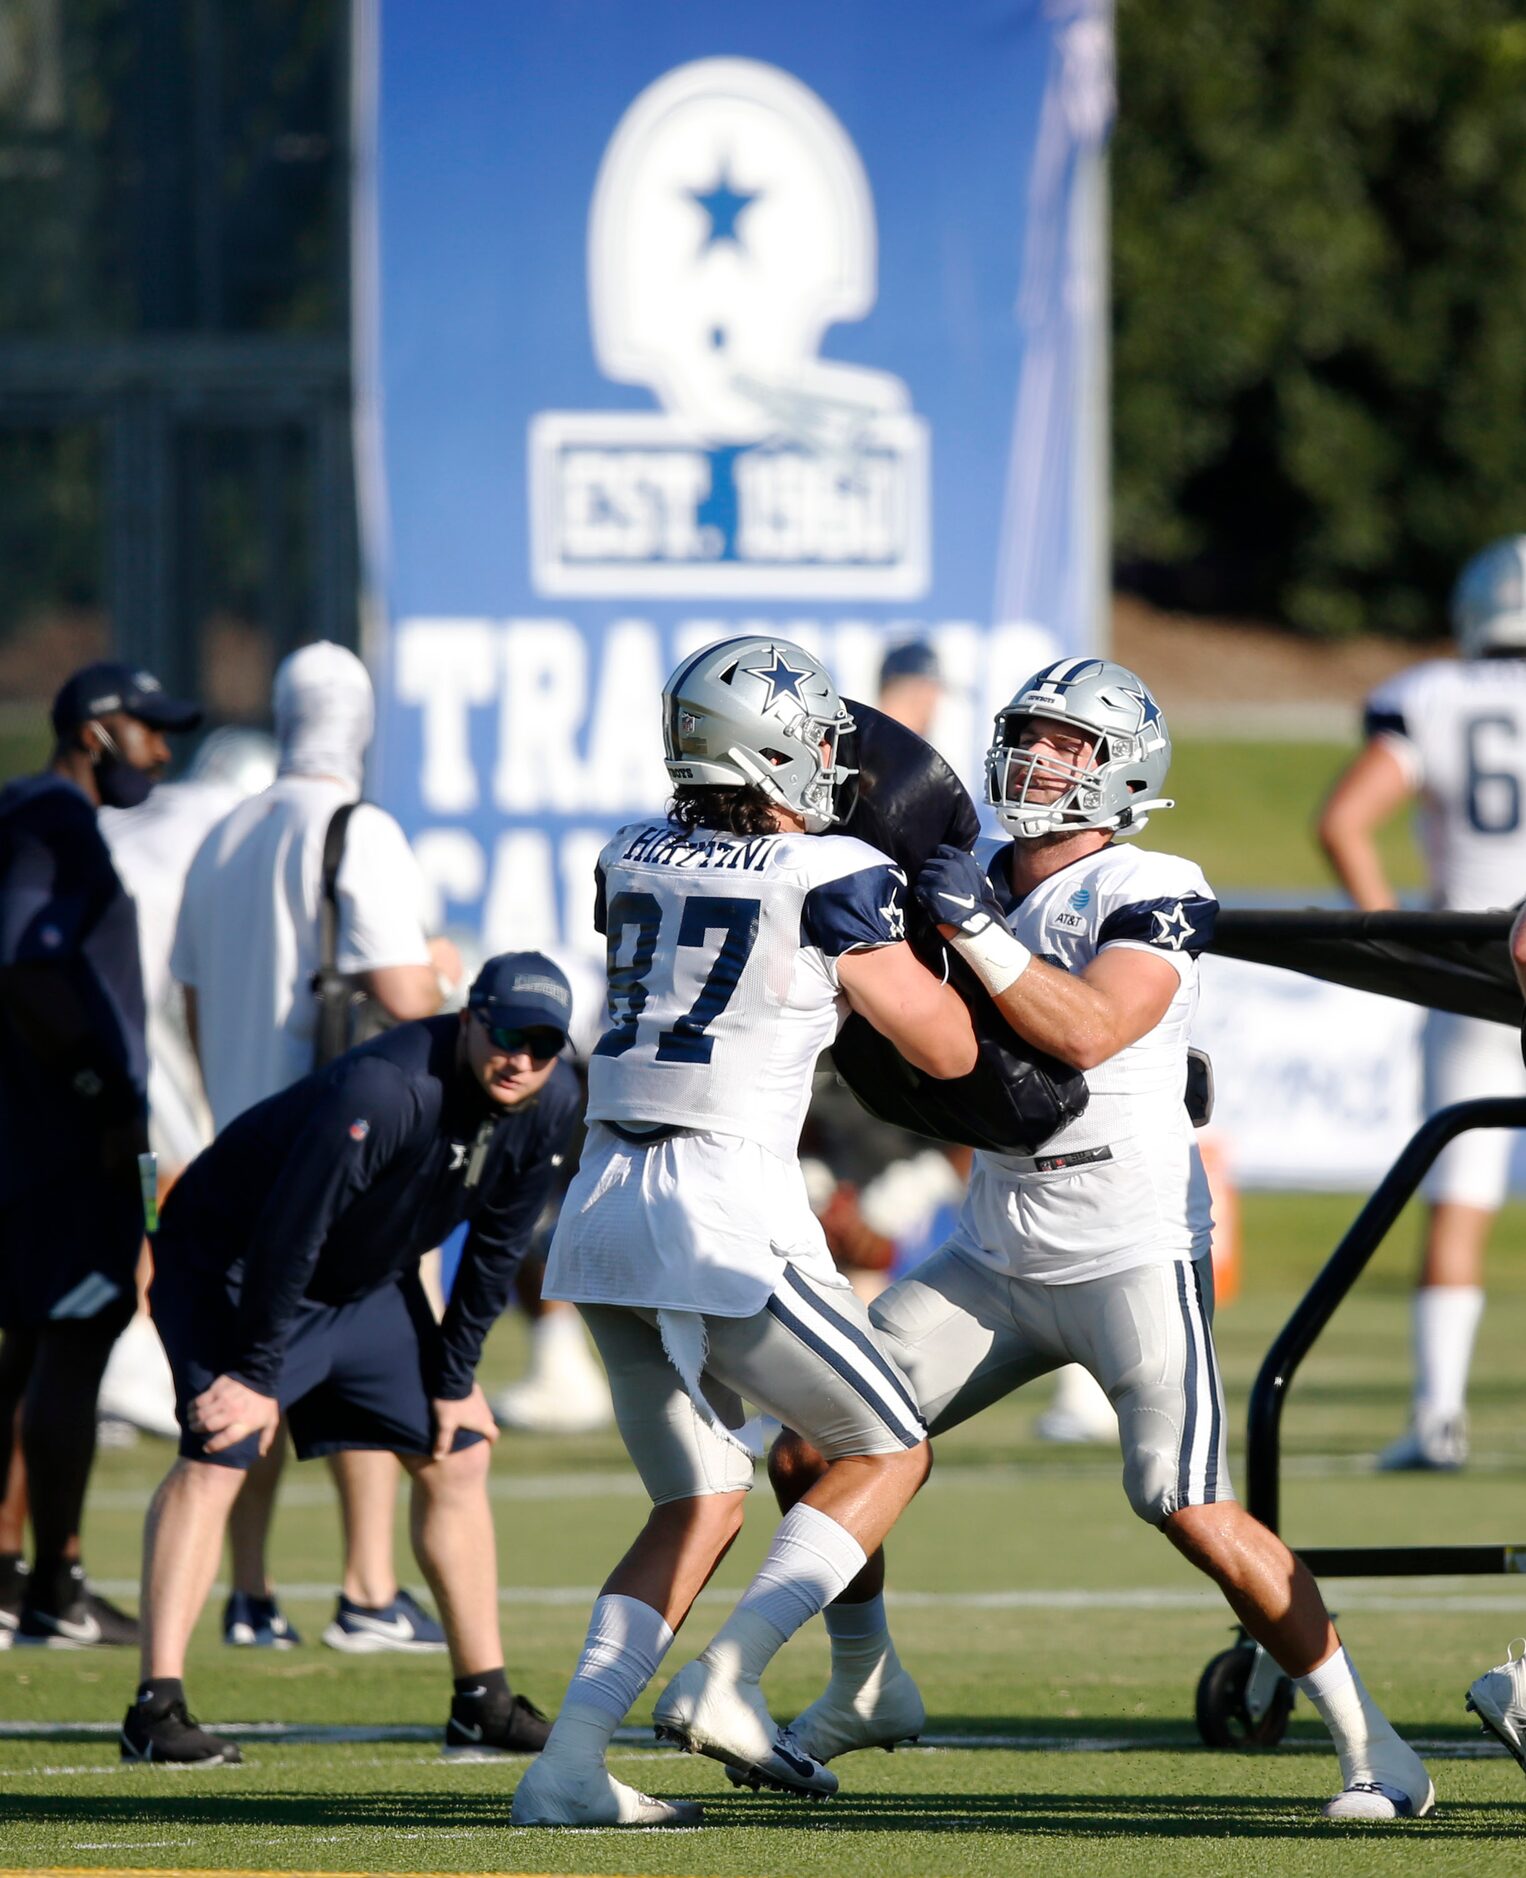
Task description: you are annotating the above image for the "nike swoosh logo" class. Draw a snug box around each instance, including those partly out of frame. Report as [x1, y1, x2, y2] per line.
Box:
[342, 1612, 416, 1640]
[450, 1719, 485, 1742]
[461, 1684, 488, 1698]
[771, 1738, 816, 1778]
[941, 892, 977, 908]
[37, 1611, 101, 1643]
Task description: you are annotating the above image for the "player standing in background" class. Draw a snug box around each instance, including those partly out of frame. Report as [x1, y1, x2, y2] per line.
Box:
[1320, 536, 1526, 1472]
[510, 636, 977, 1828]
[770, 659, 1435, 1822]
[0, 660, 200, 1644]
[172, 641, 463, 1651]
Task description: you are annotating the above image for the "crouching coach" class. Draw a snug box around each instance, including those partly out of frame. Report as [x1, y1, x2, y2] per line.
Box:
[121, 954, 580, 1766]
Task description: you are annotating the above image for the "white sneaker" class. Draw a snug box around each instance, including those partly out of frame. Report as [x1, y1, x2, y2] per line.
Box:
[1377, 1411, 1467, 1472]
[1323, 1777, 1436, 1820]
[1035, 1365, 1117, 1445]
[509, 1755, 703, 1827]
[1466, 1638, 1526, 1771]
[787, 1660, 926, 1763]
[653, 1656, 837, 1798]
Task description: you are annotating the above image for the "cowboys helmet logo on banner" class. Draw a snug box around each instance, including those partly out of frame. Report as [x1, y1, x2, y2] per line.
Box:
[529, 58, 930, 599]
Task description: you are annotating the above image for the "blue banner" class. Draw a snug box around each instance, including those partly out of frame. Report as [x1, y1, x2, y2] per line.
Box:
[357, 0, 1112, 1034]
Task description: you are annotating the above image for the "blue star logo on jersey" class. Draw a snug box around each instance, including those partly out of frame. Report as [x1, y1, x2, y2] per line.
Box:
[688, 162, 760, 253]
[1151, 902, 1195, 950]
[880, 895, 906, 941]
[746, 648, 812, 710]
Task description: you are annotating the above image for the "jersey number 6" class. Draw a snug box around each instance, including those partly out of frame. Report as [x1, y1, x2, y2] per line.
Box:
[594, 891, 762, 1065]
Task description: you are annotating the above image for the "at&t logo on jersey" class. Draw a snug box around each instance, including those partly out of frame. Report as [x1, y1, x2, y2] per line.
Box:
[529, 58, 929, 600]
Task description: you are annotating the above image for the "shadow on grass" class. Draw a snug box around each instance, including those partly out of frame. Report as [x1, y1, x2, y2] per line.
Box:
[9, 1786, 1523, 1841]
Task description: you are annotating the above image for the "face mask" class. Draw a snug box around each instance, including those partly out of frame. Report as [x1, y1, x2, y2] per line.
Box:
[89, 724, 156, 810]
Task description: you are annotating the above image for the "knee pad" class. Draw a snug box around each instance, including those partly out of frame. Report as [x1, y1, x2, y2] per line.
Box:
[1120, 1405, 1181, 1526]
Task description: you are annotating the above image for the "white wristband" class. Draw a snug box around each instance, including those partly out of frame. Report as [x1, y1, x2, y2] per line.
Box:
[950, 919, 1032, 997]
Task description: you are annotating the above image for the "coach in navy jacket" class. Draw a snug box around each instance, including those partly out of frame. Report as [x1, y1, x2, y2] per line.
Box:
[123, 953, 581, 1767]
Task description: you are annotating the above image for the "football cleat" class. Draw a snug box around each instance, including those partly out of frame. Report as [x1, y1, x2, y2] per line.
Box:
[1323, 1777, 1435, 1821]
[222, 1591, 301, 1649]
[120, 1696, 242, 1766]
[441, 1690, 552, 1760]
[322, 1587, 446, 1653]
[509, 1756, 703, 1826]
[653, 1656, 837, 1798]
[782, 1659, 926, 1764]
[1466, 1638, 1526, 1773]
[1377, 1412, 1467, 1473]
[18, 1566, 137, 1648]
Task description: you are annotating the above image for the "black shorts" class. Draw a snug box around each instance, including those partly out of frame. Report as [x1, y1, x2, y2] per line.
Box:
[0, 1172, 141, 1333]
[150, 1259, 485, 1472]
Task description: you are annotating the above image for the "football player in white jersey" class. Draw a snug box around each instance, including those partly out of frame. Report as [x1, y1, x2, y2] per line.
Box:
[768, 658, 1434, 1823]
[510, 636, 978, 1829]
[1320, 536, 1526, 1472]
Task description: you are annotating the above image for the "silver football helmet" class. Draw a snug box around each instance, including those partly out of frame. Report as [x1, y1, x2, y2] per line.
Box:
[985, 656, 1174, 841]
[1451, 537, 1526, 659]
[662, 634, 855, 833]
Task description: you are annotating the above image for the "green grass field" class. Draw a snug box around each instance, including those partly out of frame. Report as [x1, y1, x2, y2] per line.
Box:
[2, 1192, 1524, 1875]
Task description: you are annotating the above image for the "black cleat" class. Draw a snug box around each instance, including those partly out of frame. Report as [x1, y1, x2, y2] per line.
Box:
[440, 1690, 551, 1760]
[19, 1566, 139, 1648]
[121, 1696, 242, 1766]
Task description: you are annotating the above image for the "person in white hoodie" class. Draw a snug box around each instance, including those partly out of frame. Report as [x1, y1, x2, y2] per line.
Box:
[171, 642, 462, 1652]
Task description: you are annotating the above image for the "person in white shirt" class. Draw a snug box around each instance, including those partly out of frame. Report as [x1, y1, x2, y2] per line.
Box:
[509, 635, 977, 1828]
[171, 642, 462, 1652]
[769, 657, 1434, 1824]
[1319, 536, 1526, 1472]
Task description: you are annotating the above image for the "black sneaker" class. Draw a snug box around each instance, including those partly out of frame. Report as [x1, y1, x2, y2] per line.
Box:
[18, 1566, 139, 1648]
[121, 1696, 242, 1766]
[0, 1555, 28, 1641]
[441, 1689, 552, 1760]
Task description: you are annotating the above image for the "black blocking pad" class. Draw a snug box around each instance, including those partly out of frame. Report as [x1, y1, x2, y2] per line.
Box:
[831, 701, 1087, 1154]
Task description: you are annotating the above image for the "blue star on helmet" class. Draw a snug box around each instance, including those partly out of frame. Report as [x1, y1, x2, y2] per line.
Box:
[687, 163, 761, 253]
[1151, 901, 1196, 950]
[1117, 684, 1162, 734]
[746, 648, 812, 710]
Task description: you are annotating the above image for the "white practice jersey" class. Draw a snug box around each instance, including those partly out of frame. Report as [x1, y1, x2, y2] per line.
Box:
[952, 838, 1217, 1285]
[586, 818, 908, 1162]
[1365, 657, 1526, 910]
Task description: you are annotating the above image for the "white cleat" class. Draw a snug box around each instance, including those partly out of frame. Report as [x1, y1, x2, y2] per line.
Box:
[509, 1756, 703, 1827]
[1466, 1638, 1526, 1772]
[653, 1656, 837, 1799]
[787, 1661, 926, 1763]
[1323, 1777, 1436, 1821]
[1376, 1412, 1467, 1473]
[1035, 1364, 1118, 1445]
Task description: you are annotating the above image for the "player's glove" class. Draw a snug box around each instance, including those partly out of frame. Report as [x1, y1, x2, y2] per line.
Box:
[915, 844, 1032, 997]
[915, 845, 1008, 937]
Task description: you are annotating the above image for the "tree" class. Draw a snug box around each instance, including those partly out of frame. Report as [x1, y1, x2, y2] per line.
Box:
[1113, 0, 1526, 638]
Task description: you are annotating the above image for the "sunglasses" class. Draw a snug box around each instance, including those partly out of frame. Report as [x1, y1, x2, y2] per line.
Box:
[472, 1011, 565, 1060]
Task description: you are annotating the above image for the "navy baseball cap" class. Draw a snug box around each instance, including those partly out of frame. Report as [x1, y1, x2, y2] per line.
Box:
[51, 661, 202, 737]
[468, 951, 574, 1041]
[878, 639, 941, 686]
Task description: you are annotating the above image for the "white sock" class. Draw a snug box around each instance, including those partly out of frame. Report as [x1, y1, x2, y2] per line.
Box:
[1413, 1286, 1484, 1421]
[532, 1307, 595, 1376]
[822, 1593, 903, 1697]
[705, 1505, 867, 1679]
[1296, 1646, 1415, 1791]
[543, 1594, 675, 1762]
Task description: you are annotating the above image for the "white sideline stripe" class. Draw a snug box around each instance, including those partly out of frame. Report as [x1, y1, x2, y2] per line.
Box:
[0, 1723, 1505, 1764]
[82, 1448, 1526, 1512]
[81, 1577, 1526, 1614]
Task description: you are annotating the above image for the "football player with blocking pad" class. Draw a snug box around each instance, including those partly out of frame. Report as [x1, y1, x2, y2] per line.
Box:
[510, 636, 978, 1829]
[768, 658, 1436, 1823]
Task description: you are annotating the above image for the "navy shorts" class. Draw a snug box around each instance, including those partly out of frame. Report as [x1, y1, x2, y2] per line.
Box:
[0, 1171, 141, 1333]
[150, 1259, 485, 1472]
